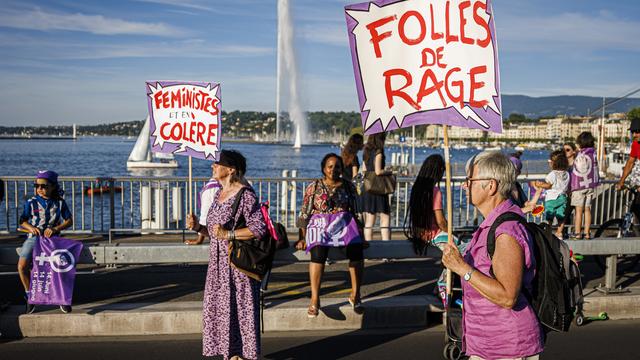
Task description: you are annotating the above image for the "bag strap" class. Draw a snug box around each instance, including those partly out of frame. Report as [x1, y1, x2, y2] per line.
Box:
[487, 211, 528, 260]
[229, 187, 248, 229]
[486, 211, 535, 301]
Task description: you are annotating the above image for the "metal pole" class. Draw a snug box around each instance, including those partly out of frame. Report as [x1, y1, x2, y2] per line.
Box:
[443, 125, 454, 297]
[598, 97, 606, 168]
[109, 178, 115, 230]
[412, 125, 416, 166]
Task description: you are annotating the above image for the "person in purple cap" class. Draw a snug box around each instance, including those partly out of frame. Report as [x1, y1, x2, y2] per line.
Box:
[18, 170, 73, 314]
[509, 152, 528, 210]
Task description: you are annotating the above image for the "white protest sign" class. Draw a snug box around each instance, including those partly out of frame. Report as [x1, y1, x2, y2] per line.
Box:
[146, 81, 222, 160]
[345, 0, 501, 134]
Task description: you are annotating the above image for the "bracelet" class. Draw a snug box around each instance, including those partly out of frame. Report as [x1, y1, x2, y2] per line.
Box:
[229, 230, 235, 241]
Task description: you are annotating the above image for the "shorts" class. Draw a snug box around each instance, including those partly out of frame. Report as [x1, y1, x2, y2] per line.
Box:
[571, 188, 594, 208]
[544, 195, 567, 222]
[310, 243, 364, 264]
[19, 237, 37, 260]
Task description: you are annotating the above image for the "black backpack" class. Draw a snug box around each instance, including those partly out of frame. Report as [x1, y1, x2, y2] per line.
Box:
[228, 188, 277, 281]
[487, 212, 581, 333]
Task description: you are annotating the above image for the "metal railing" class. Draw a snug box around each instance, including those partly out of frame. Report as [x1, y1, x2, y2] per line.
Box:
[0, 176, 627, 235]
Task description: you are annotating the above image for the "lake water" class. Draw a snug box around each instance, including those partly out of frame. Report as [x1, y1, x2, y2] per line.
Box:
[0, 137, 550, 178]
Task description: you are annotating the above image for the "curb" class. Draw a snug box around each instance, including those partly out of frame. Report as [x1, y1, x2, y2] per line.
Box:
[1, 294, 638, 338]
[1, 296, 442, 338]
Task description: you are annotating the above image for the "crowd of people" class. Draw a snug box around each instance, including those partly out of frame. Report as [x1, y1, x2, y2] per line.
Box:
[13, 126, 626, 360]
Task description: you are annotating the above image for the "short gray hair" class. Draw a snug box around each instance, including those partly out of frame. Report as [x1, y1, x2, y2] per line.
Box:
[466, 151, 515, 199]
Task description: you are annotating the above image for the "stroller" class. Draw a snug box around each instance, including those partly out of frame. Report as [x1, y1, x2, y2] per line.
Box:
[431, 232, 468, 360]
[442, 272, 467, 360]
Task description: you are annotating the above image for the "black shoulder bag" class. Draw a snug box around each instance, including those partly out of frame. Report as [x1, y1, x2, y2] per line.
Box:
[227, 188, 275, 281]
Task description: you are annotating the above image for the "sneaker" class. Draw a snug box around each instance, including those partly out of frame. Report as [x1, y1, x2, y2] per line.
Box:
[60, 305, 72, 313]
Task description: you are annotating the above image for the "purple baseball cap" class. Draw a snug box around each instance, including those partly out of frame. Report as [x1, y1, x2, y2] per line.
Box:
[509, 156, 522, 173]
[36, 170, 59, 184]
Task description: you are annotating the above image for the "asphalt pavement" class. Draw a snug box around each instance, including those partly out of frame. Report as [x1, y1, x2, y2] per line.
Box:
[1, 319, 639, 360]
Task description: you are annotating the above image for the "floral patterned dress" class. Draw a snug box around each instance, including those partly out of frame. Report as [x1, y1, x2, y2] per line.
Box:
[202, 186, 266, 360]
[296, 179, 358, 228]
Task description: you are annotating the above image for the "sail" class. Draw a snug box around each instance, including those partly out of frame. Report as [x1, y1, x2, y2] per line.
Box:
[128, 116, 150, 162]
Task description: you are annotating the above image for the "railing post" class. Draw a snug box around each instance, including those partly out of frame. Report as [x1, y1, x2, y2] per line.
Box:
[605, 255, 618, 291]
[109, 178, 115, 230]
[290, 170, 297, 212]
[280, 170, 289, 212]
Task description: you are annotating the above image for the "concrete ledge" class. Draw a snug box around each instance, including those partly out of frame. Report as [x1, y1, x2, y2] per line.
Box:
[583, 290, 640, 320]
[2, 292, 639, 338]
[1, 295, 442, 338]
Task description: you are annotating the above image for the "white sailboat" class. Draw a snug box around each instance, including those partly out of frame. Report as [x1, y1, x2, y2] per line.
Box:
[126, 116, 179, 169]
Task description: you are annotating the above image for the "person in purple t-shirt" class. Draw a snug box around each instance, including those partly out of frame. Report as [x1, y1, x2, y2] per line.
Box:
[442, 151, 543, 360]
[570, 132, 599, 239]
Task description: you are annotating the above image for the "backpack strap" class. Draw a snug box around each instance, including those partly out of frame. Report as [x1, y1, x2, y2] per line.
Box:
[486, 211, 535, 302]
[486, 211, 528, 260]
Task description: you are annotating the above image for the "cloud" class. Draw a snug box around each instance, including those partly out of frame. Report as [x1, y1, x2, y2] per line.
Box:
[0, 34, 273, 60]
[133, 0, 215, 12]
[498, 10, 640, 53]
[299, 24, 348, 47]
[0, 7, 188, 37]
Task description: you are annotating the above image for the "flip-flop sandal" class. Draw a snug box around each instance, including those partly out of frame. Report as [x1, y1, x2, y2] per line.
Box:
[307, 304, 319, 318]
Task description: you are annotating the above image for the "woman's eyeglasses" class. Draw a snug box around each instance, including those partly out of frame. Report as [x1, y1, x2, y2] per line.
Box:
[33, 183, 49, 189]
[464, 177, 495, 186]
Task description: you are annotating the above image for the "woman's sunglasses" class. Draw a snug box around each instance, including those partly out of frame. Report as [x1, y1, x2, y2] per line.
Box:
[33, 183, 49, 189]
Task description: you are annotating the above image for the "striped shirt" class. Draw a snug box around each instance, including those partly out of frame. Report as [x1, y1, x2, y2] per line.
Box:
[20, 195, 72, 236]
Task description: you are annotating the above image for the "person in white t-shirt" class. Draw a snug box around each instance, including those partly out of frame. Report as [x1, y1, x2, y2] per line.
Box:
[533, 149, 570, 239]
[185, 177, 220, 245]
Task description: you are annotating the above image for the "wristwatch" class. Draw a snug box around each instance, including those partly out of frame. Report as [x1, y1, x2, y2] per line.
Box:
[463, 268, 475, 282]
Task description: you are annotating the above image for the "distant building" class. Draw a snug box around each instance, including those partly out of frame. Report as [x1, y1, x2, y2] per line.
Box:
[442, 115, 630, 142]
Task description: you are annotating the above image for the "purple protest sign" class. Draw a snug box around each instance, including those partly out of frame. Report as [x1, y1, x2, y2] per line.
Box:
[146, 80, 222, 161]
[305, 212, 362, 253]
[29, 236, 83, 306]
[345, 0, 502, 135]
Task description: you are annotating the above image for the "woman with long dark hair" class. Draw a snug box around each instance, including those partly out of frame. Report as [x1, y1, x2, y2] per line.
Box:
[361, 132, 392, 240]
[341, 134, 364, 182]
[405, 154, 447, 255]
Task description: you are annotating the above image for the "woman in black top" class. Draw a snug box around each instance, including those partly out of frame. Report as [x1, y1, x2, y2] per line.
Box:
[341, 134, 364, 182]
[361, 133, 393, 241]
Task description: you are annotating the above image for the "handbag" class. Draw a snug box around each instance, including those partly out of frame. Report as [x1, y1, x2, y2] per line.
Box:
[227, 188, 276, 281]
[363, 171, 396, 195]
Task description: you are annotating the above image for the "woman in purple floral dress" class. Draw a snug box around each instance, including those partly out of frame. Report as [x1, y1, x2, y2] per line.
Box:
[187, 150, 266, 360]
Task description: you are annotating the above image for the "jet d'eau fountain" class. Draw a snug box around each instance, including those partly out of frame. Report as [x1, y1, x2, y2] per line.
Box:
[276, 0, 307, 149]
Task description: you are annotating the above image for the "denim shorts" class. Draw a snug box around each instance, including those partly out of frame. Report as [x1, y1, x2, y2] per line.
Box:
[19, 237, 37, 260]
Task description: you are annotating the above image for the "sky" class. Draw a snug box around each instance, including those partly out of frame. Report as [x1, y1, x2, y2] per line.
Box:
[0, 0, 639, 126]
